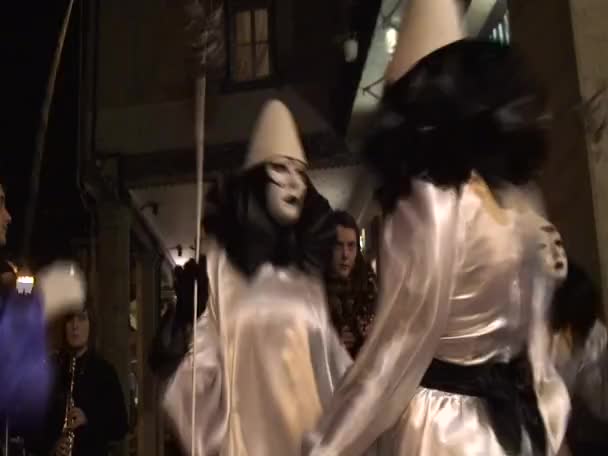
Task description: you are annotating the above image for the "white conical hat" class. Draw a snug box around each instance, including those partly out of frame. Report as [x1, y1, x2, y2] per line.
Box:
[385, 0, 465, 84]
[243, 99, 307, 170]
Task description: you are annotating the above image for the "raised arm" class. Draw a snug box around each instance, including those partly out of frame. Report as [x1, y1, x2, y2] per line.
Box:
[306, 180, 460, 455]
[163, 306, 227, 456]
[149, 258, 208, 380]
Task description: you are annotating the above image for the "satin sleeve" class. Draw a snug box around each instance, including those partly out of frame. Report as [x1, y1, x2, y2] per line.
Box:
[328, 328, 352, 381]
[573, 322, 608, 420]
[306, 180, 460, 455]
[527, 269, 570, 453]
[162, 308, 227, 456]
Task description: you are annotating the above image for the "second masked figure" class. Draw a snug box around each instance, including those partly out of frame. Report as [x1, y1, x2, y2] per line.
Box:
[162, 100, 353, 456]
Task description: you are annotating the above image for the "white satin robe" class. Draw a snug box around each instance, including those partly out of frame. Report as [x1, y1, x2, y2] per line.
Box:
[552, 321, 608, 456]
[306, 179, 571, 456]
[163, 242, 353, 456]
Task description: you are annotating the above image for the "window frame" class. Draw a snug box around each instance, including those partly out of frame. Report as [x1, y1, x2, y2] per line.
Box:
[223, 0, 279, 91]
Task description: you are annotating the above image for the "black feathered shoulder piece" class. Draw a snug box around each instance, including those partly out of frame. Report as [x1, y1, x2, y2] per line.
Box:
[204, 166, 336, 278]
[364, 39, 551, 212]
[550, 259, 601, 348]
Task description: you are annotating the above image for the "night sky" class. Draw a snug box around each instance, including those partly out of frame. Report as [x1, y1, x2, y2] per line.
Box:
[2, 1, 89, 267]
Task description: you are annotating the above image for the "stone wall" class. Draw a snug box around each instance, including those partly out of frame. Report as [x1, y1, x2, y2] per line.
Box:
[568, 0, 608, 314]
[509, 0, 605, 311]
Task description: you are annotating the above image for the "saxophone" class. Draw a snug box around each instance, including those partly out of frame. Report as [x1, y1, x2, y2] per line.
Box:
[60, 356, 77, 456]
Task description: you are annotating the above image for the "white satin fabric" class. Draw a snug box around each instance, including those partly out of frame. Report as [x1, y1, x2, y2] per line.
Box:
[306, 178, 570, 456]
[163, 243, 353, 456]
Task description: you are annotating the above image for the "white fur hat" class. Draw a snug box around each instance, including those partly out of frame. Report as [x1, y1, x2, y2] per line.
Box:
[385, 0, 465, 84]
[36, 261, 85, 322]
[243, 99, 308, 170]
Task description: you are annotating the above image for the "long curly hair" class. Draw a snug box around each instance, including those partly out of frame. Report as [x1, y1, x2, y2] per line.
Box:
[59, 300, 97, 351]
[0, 259, 17, 298]
[550, 260, 601, 348]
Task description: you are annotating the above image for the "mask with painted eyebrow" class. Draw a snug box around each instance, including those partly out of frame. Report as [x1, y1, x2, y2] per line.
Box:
[538, 224, 567, 281]
[265, 158, 308, 226]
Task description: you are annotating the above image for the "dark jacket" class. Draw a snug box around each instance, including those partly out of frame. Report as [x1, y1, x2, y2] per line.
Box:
[31, 350, 128, 456]
[326, 261, 377, 357]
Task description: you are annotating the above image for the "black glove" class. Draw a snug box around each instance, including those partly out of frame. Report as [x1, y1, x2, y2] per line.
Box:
[174, 258, 207, 325]
[148, 257, 208, 379]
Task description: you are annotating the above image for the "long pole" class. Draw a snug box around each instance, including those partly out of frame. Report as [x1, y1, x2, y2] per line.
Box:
[22, 0, 76, 262]
[183, 1, 224, 453]
[4, 420, 8, 456]
[191, 51, 207, 456]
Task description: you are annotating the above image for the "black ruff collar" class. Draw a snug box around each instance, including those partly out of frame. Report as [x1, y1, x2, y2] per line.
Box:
[204, 171, 336, 278]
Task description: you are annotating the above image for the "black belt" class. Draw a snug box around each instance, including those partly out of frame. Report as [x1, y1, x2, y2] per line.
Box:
[421, 353, 547, 456]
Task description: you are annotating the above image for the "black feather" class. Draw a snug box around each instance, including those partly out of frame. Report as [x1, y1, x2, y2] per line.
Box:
[184, 0, 226, 76]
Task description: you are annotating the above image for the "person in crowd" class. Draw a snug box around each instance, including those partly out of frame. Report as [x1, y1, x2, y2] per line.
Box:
[303, 0, 570, 454]
[326, 210, 377, 357]
[1, 174, 86, 454]
[549, 259, 608, 456]
[31, 304, 128, 456]
[0, 178, 12, 251]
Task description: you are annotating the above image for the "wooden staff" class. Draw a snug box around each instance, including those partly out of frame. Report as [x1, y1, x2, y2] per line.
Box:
[22, 0, 76, 263]
[182, 2, 225, 455]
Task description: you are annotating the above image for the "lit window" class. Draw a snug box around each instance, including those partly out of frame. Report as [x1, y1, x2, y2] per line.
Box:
[231, 8, 271, 82]
[489, 10, 510, 45]
[504, 12, 511, 43]
[385, 27, 398, 55]
[360, 228, 367, 252]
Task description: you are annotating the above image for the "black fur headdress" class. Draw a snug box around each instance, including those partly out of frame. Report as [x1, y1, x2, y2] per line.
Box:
[204, 166, 336, 278]
[550, 259, 601, 348]
[364, 40, 551, 211]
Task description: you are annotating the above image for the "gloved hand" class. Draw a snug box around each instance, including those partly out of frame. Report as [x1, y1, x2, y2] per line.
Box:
[149, 257, 208, 379]
[174, 258, 208, 325]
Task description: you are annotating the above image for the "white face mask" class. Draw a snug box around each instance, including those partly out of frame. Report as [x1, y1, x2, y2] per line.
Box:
[265, 157, 307, 226]
[539, 224, 568, 281]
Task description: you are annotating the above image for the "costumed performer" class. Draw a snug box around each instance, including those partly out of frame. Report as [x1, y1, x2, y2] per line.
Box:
[303, 0, 570, 455]
[163, 99, 353, 456]
[524, 206, 608, 455]
[1, 174, 86, 430]
[1, 261, 86, 430]
[548, 256, 608, 455]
